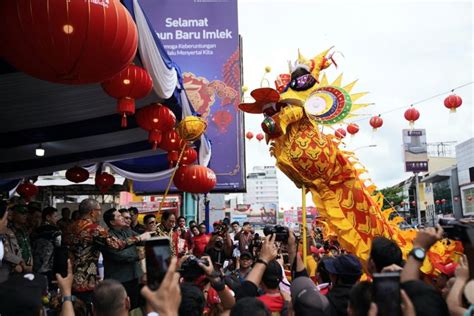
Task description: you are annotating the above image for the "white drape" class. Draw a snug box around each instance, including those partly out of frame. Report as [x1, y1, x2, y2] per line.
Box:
[133, 0, 178, 99]
[83, 162, 174, 182]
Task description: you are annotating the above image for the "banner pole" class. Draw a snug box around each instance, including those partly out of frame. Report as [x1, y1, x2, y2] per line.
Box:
[302, 184, 308, 268]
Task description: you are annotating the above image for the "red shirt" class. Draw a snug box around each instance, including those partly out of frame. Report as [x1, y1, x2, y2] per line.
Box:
[192, 233, 210, 257]
[257, 294, 285, 313]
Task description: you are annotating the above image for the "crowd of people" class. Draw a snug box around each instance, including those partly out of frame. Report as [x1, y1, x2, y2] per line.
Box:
[0, 198, 473, 316]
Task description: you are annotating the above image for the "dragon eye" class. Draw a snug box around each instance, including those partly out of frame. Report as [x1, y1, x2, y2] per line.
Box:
[305, 93, 328, 115]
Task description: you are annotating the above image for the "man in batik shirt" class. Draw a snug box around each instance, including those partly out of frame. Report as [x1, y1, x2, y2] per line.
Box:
[63, 198, 150, 305]
[155, 210, 177, 257]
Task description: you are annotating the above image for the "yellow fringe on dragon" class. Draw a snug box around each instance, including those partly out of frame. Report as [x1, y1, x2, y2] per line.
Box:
[239, 48, 461, 266]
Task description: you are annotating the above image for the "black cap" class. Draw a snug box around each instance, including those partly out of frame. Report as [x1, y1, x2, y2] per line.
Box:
[324, 254, 362, 276]
[291, 276, 331, 315]
[240, 251, 253, 260]
[0, 273, 47, 315]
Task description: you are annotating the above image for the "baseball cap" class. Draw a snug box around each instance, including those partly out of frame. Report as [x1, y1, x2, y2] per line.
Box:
[0, 273, 47, 316]
[291, 276, 331, 316]
[11, 204, 28, 214]
[324, 254, 362, 276]
[240, 251, 253, 260]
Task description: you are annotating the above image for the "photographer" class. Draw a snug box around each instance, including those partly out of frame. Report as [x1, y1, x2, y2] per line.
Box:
[235, 222, 254, 254]
[205, 233, 233, 270]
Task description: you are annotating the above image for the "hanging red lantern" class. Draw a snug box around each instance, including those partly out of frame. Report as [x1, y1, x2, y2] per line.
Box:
[256, 133, 265, 142]
[173, 165, 217, 193]
[410, 200, 416, 206]
[468, 196, 473, 202]
[167, 151, 179, 167]
[0, 0, 138, 84]
[136, 103, 177, 150]
[16, 182, 39, 201]
[212, 110, 233, 133]
[246, 132, 254, 140]
[65, 166, 89, 183]
[148, 130, 162, 151]
[335, 128, 347, 139]
[95, 172, 115, 193]
[454, 196, 459, 202]
[101, 65, 153, 128]
[441, 199, 446, 204]
[346, 123, 359, 136]
[435, 199, 440, 205]
[444, 94, 462, 112]
[136, 103, 176, 133]
[180, 147, 198, 166]
[160, 130, 185, 152]
[404, 107, 420, 127]
[400, 201, 406, 206]
[369, 115, 383, 131]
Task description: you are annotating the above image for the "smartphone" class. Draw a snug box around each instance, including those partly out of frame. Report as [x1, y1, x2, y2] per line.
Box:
[145, 237, 172, 290]
[372, 272, 401, 316]
[53, 246, 69, 278]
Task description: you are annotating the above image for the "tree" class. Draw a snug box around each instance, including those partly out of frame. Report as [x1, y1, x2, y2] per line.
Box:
[377, 186, 405, 210]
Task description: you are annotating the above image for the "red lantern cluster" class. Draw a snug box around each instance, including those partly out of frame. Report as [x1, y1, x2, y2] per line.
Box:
[444, 94, 462, 112]
[135, 103, 177, 150]
[0, 0, 138, 84]
[95, 172, 115, 193]
[101, 65, 153, 127]
[16, 182, 39, 201]
[369, 115, 383, 131]
[256, 133, 265, 142]
[335, 128, 347, 139]
[246, 132, 254, 140]
[346, 123, 359, 136]
[173, 165, 217, 193]
[66, 166, 89, 183]
[404, 107, 420, 127]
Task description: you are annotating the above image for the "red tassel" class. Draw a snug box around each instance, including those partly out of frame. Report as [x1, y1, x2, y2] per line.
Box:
[121, 113, 127, 128]
[152, 141, 158, 151]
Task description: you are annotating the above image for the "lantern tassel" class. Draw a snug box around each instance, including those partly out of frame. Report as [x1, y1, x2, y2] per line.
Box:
[121, 113, 128, 128]
[152, 142, 158, 151]
[158, 145, 188, 213]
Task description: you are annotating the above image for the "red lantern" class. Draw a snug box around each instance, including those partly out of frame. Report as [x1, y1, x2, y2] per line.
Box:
[212, 110, 233, 133]
[160, 130, 185, 152]
[404, 107, 420, 127]
[136, 103, 177, 150]
[16, 182, 39, 201]
[369, 115, 383, 131]
[454, 196, 459, 202]
[435, 199, 440, 205]
[246, 132, 254, 140]
[410, 201, 416, 206]
[136, 103, 176, 133]
[65, 166, 89, 183]
[346, 123, 359, 136]
[173, 165, 217, 193]
[400, 201, 406, 206]
[335, 128, 347, 139]
[167, 151, 179, 167]
[468, 196, 473, 202]
[101, 65, 153, 127]
[256, 133, 265, 142]
[444, 94, 462, 112]
[180, 148, 198, 166]
[148, 130, 162, 151]
[0, 0, 138, 84]
[441, 199, 446, 204]
[95, 172, 115, 193]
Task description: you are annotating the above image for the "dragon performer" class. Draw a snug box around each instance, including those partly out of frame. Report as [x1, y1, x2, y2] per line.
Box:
[238, 48, 460, 265]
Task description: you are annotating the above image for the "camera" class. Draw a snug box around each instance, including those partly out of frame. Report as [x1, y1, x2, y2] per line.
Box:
[213, 221, 229, 236]
[439, 218, 474, 245]
[179, 255, 210, 281]
[263, 225, 289, 242]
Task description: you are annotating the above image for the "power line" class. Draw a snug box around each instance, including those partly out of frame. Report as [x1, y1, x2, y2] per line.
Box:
[351, 81, 473, 123]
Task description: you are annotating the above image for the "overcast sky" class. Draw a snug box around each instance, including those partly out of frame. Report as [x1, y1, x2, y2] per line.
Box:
[237, 0, 473, 208]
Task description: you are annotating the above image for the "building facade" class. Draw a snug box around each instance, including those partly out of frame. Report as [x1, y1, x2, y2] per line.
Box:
[243, 166, 279, 206]
[456, 138, 474, 216]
